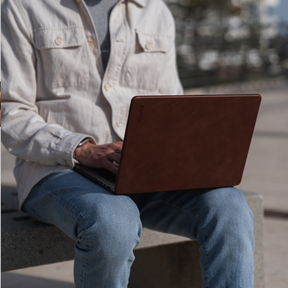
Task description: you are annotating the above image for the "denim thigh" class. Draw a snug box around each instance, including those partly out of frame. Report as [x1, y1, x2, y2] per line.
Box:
[22, 170, 142, 242]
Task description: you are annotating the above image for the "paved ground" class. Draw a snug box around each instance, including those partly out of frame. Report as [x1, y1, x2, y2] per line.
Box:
[1, 78, 288, 287]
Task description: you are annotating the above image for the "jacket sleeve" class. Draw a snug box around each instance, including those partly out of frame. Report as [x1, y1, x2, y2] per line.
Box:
[1, 3, 95, 168]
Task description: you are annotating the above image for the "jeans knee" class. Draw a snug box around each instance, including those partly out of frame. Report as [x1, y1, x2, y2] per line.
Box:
[222, 187, 253, 226]
[202, 187, 254, 238]
[211, 187, 252, 218]
[198, 187, 255, 257]
[76, 195, 142, 262]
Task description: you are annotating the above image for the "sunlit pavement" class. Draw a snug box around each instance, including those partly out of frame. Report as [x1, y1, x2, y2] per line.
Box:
[2, 78, 288, 287]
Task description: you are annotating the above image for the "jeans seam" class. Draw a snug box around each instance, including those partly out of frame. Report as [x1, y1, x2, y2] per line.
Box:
[22, 202, 46, 222]
[151, 198, 210, 237]
[145, 198, 211, 264]
[160, 199, 214, 280]
[32, 184, 90, 288]
[33, 184, 88, 225]
[201, 241, 210, 288]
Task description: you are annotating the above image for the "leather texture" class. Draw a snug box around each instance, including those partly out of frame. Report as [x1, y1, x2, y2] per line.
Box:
[115, 94, 261, 194]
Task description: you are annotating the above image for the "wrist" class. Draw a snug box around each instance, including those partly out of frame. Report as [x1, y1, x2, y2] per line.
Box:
[74, 138, 92, 163]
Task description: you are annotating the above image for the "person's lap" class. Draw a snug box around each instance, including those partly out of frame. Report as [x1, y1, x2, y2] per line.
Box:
[23, 170, 254, 287]
[22, 170, 142, 241]
[23, 170, 143, 287]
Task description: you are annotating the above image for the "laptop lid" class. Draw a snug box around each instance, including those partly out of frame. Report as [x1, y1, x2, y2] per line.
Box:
[114, 94, 261, 194]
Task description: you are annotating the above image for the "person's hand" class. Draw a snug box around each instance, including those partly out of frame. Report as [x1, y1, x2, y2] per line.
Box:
[75, 141, 123, 174]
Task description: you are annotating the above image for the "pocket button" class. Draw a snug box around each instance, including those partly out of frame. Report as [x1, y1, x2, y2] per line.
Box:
[145, 41, 153, 50]
[55, 37, 63, 46]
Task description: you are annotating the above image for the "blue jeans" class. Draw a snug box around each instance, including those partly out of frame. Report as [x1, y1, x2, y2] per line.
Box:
[22, 170, 254, 288]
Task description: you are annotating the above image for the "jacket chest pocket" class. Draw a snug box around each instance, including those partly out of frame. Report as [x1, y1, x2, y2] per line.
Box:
[34, 27, 89, 89]
[123, 30, 170, 92]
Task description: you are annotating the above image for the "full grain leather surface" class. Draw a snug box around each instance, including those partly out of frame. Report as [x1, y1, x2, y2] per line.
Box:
[115, 94, 261, 194]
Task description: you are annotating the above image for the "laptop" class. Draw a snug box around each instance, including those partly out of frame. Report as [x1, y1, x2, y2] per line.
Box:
[73, 94, 261, 194]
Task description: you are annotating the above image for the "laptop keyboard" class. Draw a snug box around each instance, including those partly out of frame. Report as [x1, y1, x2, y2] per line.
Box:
[97, 169, 117, 184]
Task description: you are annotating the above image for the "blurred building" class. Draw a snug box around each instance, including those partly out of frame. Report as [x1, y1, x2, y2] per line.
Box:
[165, 0, 288, 88]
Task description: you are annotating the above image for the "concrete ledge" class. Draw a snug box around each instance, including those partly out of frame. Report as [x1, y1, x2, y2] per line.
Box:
[1, 188, 264, 288]
[1, 188, 76, 271]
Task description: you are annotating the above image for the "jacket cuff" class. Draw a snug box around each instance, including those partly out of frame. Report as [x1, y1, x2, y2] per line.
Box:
[54, 133, 96, 168]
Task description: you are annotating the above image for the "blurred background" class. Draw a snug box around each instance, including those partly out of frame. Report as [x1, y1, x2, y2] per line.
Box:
[1, 0, 288, 287]
[172, 1, 288, 287]
[167, 0, 288, 88]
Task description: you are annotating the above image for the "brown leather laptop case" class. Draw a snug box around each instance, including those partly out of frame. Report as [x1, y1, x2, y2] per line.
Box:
[75, 94, 261, 194]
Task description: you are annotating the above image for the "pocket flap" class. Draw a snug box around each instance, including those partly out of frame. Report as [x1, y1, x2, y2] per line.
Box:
[135, 29, 171, 53]
[34, 27, 85, 50]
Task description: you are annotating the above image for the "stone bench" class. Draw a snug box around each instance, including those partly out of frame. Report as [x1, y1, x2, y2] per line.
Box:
[1, 188, 264, 288]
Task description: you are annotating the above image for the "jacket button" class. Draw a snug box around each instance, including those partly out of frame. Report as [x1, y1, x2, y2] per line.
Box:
[145, 41, 153, 50]
[55, 37, 62, 46]
[87, 40, 94, 49]
[104, 82, 111, 91]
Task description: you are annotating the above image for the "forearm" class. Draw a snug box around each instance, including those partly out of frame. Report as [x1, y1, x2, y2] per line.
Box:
[1, 102, 95, 167]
